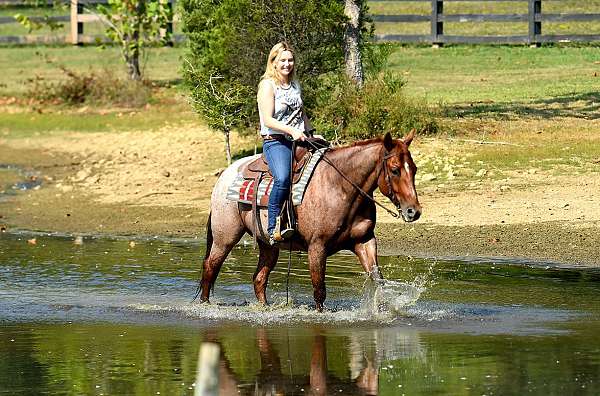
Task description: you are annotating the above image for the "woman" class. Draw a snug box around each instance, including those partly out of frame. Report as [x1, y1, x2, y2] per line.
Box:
[257, 42, 312, 244]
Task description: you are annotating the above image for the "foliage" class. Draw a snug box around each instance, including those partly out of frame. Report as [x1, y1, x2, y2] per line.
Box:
[179, 0, 351, 123]
[187, 68, 252, 132]
[97, 0, 172, 80]
[312, 71, 440, 143]
[187, 66, 252, 164]
[12, 0, 66, 33]
[26, 66, 151, 107]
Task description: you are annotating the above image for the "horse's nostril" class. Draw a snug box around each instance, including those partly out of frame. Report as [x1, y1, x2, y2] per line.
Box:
[406, 208, 415, 216]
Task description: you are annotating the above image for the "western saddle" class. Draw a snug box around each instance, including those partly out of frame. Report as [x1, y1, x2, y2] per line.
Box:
[239, 137, 329, 244]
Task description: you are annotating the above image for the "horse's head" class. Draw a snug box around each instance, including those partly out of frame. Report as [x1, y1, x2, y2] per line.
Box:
[378, 130, 422, 222]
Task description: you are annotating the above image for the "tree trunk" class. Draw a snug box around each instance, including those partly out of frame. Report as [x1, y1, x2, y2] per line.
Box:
[125, 0, 144, 81]
[126, 51, 142, 81]
[224, 130, 232, 165]
[343, 0, 364, 88]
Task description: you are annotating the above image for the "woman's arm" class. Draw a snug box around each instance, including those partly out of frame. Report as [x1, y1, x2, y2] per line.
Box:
[257, 80, 305, 141]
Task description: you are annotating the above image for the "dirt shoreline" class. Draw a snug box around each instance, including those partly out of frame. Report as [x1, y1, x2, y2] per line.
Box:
[1, 128, 599, 267]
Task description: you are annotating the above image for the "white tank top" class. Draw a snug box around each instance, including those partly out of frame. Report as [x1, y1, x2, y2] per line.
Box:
[259, 79, 305, 137]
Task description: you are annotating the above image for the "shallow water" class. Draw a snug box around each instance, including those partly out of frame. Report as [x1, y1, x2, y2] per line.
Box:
[1, 232, 600, 395]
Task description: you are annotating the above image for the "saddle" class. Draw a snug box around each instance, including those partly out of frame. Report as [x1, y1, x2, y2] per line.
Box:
[239, 137, 329, 245]
[241, 143, 311, 182]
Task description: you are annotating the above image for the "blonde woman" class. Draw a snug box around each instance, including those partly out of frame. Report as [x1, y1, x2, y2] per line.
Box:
[257, 42, 312, 244]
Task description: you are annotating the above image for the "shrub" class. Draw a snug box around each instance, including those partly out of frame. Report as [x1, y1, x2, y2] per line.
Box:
[26, 66, 151, 107]
[180, 0, 351, 126]
[312, 71, 440, 143]
[180, 1, 441, 146]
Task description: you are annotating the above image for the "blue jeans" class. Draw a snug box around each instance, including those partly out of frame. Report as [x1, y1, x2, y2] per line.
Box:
[263, 138, 293, 235]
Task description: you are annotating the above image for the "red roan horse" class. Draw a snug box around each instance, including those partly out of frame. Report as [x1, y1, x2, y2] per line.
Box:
[199, 131, 421, 311]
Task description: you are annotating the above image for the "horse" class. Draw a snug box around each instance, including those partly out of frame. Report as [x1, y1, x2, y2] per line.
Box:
[199, 130, 421, 311]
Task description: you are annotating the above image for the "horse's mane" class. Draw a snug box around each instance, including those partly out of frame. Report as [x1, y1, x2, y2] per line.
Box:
[329, 136, 383, 153]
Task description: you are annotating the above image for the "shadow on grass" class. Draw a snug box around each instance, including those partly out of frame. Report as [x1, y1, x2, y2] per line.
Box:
[232, 146, 261, 161]
[449, 91, 599, 120]
[150, 78, 184, 88]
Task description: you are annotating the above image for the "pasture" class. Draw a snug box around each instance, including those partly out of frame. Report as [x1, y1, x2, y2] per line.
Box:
[1, 3, 600, 393]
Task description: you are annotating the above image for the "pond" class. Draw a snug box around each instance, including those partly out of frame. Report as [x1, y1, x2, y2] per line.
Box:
[1, 232, 600, 395]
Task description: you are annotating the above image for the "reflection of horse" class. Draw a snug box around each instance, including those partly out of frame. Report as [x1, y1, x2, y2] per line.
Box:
[203, 327, 383, 395]
[200, 131, 421, 310]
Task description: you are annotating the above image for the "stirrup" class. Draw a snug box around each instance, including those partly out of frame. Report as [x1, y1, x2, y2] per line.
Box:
[274, 216, 294, 241]
[280, 227, 294, 239]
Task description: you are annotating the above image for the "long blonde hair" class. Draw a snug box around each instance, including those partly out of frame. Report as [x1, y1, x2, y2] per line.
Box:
[261, 42, 296, 86]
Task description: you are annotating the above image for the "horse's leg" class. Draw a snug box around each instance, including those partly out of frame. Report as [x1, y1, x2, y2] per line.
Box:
[308, 243, 327, 312]
[253, 241, 280, 304]
[200, 214, 245, 303]
[353, 237, 383, 281]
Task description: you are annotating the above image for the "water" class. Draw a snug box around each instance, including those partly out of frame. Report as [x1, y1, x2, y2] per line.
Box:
[0, 164, 42, 196]
[1, 232, 600, 395]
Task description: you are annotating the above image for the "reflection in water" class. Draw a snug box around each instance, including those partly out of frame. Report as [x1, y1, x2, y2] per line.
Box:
[2, 233, 600, 394]
[200, 326, 422, 396]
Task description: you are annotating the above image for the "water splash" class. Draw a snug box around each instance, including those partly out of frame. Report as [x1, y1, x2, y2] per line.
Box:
[360, 262, 435, 318]
[127, 272, 432, 326]
[360, 278, 426, 318]
[129, 300, 384, 326]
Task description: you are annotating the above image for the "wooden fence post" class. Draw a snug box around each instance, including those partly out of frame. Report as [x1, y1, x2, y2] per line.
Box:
[431, 0, 444, 48]
[70, 0, 83, 45]
[195, 343, 220, 396]
[529, 0, 542, 47]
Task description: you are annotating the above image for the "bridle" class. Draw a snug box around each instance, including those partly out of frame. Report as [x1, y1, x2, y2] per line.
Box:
[379, 149, 402, 211]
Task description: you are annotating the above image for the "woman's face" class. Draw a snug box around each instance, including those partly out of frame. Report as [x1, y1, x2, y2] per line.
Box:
[276, 50, 294, 79]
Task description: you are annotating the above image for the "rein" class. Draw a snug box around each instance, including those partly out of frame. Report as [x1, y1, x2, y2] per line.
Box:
[282, 138, 400, 305]
[304, 139, 400, 219]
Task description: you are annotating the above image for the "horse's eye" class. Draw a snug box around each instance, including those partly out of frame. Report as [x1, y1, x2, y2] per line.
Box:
[391, 167, 400, 176]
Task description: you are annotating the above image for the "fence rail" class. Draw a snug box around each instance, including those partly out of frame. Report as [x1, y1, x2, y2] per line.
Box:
[1, 0, 599, 45]
[0, 0, 178, 45]
[371, 0, 600, 45]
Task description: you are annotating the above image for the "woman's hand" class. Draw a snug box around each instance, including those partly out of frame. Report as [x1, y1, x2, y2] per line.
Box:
[290, 128, 306, 141]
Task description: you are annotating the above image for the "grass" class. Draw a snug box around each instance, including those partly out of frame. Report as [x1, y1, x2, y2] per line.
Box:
[0, 45, 191, 135]
[0, 46, 182, 97]
[387, 45, 600, 108]
[0, 29, 598, 188]
[0, 103, 198, 137]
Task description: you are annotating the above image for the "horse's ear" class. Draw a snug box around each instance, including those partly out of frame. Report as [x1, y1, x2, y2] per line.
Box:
[402, 128, 416, 147]
[383, 131, 394, 151]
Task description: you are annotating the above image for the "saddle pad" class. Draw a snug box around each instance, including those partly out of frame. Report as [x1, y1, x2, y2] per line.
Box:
[226, 147, 327, 206]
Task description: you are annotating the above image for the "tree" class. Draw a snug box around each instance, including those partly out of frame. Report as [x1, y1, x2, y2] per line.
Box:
[187, 67, 252, 165]
[98, 0, 172, 81]
[14, 0, 172, 81]
[180, 0, 360, 161]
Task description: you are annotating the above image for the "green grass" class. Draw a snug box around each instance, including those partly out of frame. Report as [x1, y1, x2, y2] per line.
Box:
[0, 104, 198, 137]
[387, 45, 600, 110]
[0, 46, 182, 97]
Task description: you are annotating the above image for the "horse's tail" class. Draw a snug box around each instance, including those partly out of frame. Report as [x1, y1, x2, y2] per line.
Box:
[193, 212, 213, 302]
